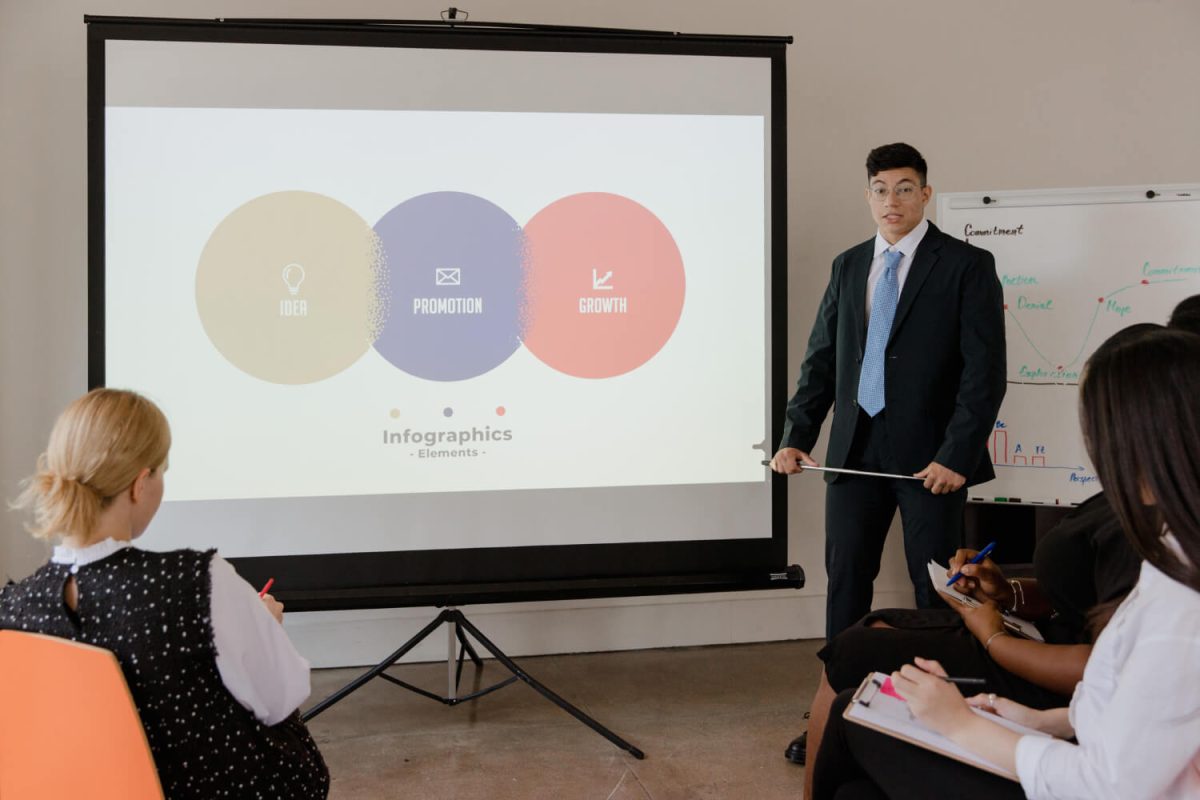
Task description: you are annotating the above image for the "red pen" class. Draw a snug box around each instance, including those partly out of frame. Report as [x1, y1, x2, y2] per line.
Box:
[258, 577, 275, 597]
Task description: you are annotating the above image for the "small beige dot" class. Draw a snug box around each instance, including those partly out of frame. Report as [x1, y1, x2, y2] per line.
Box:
[389, 408, 400, 419]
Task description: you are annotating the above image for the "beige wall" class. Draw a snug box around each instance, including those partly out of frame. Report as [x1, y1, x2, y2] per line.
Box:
[2, 0, 1198, 662]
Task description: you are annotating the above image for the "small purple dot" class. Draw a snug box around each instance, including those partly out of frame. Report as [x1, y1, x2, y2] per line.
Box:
[443, 407, 453, 417]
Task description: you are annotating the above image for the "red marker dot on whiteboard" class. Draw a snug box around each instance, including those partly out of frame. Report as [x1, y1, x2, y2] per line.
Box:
[1097, 297, 1104, 303]
[1141, 279, 1149, 285]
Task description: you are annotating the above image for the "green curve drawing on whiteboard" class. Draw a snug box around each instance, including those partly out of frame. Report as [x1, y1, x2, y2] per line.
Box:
[1005, 276, 1190, 375]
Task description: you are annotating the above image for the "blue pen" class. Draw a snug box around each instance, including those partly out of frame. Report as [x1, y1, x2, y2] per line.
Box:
[946, 541, 996, 587]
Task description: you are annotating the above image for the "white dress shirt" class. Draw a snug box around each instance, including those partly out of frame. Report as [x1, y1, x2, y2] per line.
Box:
[866, 217, 930, 323]
[51, 539, 312, 726]
[1015, 546, 1200, 799]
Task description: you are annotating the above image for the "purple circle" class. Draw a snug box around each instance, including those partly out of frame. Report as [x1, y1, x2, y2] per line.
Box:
[443, 407, 453, 417]
[373, 192, 525, 381]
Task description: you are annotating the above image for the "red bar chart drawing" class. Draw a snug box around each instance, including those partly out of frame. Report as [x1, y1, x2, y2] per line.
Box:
[990, 423, 1059, 469]
[990, 428, 1008, 464]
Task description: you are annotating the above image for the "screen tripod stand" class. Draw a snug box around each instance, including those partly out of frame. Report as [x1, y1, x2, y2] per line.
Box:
[301, 606, 645, 759]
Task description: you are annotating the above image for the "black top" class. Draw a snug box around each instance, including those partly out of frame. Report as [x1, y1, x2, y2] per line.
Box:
[0, 548, 328, 799]
[1034, 491, 1142, 643]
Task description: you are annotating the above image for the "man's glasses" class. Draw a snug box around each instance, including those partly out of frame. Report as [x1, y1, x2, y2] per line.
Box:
[869, 184, 923, 202]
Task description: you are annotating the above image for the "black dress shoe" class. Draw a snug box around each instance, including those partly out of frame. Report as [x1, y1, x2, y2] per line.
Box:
[784, 731, 807, 765]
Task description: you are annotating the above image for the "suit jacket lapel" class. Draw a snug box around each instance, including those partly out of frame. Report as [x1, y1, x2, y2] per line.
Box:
[888, 223, 942, 346]
[847, 244, 871, 355]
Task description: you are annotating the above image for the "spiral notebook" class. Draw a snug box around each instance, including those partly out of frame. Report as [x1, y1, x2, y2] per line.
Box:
[843, 672, 1050, 780]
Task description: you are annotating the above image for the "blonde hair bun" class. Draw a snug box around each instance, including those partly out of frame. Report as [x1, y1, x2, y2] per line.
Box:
[12, 389, 170, 540]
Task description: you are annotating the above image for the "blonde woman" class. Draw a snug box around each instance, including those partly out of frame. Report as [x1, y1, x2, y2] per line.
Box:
[2, 389, 329, 799]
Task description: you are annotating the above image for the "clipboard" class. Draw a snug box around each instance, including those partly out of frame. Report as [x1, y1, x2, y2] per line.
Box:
[843, 672, 1049, 781]
[927, 561, 1045, 642]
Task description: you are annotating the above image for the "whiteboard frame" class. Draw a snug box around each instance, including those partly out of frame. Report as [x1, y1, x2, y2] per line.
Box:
[937, 183, 1200, 506]
[940, 184, 1200, 213]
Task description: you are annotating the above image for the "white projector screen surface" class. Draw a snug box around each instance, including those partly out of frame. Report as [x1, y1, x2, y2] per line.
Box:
[101, 38, 776, 560]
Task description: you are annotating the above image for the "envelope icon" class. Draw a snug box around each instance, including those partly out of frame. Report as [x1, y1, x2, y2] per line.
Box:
[435, 267, 461, 286]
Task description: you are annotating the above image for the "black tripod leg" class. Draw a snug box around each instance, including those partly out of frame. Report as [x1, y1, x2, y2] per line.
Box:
[457, 625, 484, 667]
[454, 613, 645, 759]
[455, 639, 467, 690]
[454, 624, 484, 689]
[302, 609, 449, 722]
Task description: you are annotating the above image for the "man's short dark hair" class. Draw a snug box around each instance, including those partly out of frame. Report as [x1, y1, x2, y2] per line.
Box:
[866, 143, 928, 185]
[1169, 294, 1200, 336]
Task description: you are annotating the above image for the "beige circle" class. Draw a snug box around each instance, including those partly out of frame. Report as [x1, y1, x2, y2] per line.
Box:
[196, 191, 386, 385]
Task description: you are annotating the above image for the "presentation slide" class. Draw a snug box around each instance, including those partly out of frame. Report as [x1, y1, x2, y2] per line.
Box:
[101, 40, 775, 558]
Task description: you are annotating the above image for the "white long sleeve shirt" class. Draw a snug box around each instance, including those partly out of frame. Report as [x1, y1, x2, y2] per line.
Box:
[1015, 555, 1200, 799]
[51, 539, 312, 726]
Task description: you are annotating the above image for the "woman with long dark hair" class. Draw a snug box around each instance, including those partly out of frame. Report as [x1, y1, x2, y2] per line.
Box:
[812, 324, 1200, 800]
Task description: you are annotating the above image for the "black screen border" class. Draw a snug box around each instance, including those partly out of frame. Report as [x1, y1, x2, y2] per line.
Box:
[86, 15, 798, 609]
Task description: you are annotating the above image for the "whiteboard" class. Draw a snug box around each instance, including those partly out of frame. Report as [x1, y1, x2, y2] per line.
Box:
[938, 185, 1200, 505]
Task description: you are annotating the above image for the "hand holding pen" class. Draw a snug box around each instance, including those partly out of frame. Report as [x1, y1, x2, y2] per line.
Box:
[945, 543, 1011, 603]
[947, 541, 996, 586]
[891, 658, 982, 737]
[259, 578, 284, 624]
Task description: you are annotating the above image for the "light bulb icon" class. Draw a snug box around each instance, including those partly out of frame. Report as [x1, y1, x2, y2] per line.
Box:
[282, 263, 306, 296]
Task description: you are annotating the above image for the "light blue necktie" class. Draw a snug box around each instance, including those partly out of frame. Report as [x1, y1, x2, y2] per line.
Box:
[857, 249, 902, 417]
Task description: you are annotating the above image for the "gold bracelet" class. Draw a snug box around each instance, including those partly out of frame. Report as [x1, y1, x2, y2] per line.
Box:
[984, 630, 1008, 653]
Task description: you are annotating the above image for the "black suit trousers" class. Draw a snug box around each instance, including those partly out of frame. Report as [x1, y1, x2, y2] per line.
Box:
[823, 410, 965, 640]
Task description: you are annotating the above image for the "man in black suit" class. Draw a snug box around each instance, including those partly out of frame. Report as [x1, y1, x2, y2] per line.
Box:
[772, 142, 1006, 640]
[772, 144, 1005, 768]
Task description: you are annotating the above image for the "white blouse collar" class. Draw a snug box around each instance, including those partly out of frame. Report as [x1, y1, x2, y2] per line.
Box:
[51, 538, 134, 571]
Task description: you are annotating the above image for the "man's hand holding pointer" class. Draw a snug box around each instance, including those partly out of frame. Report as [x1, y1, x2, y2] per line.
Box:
[770, 448, 819, 474]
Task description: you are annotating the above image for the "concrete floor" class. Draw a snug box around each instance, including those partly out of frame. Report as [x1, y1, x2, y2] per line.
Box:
[306, 639, 824, 799]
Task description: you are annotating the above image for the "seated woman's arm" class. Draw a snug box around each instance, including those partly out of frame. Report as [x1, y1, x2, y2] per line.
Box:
[954, 601, 1091, 696]
[963, 696, 1075, 739]
[892, 659, 1033, 777]
[921, 697, 1074, 776]
[895, 660, 1074, 783]
[1015, 638, 1200, 800]
[209, 555, 313, 725]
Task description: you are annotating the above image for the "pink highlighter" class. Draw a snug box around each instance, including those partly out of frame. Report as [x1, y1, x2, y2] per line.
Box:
[880, 676, 907, 701]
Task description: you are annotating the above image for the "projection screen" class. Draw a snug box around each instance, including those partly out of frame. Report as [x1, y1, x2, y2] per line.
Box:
[87, 17, 795, 609]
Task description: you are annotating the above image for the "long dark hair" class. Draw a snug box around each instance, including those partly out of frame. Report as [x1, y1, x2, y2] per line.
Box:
[1080, 325, 1200, 592]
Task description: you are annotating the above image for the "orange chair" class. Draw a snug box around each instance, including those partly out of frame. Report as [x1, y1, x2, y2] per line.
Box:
[0, 630, 163, 799]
